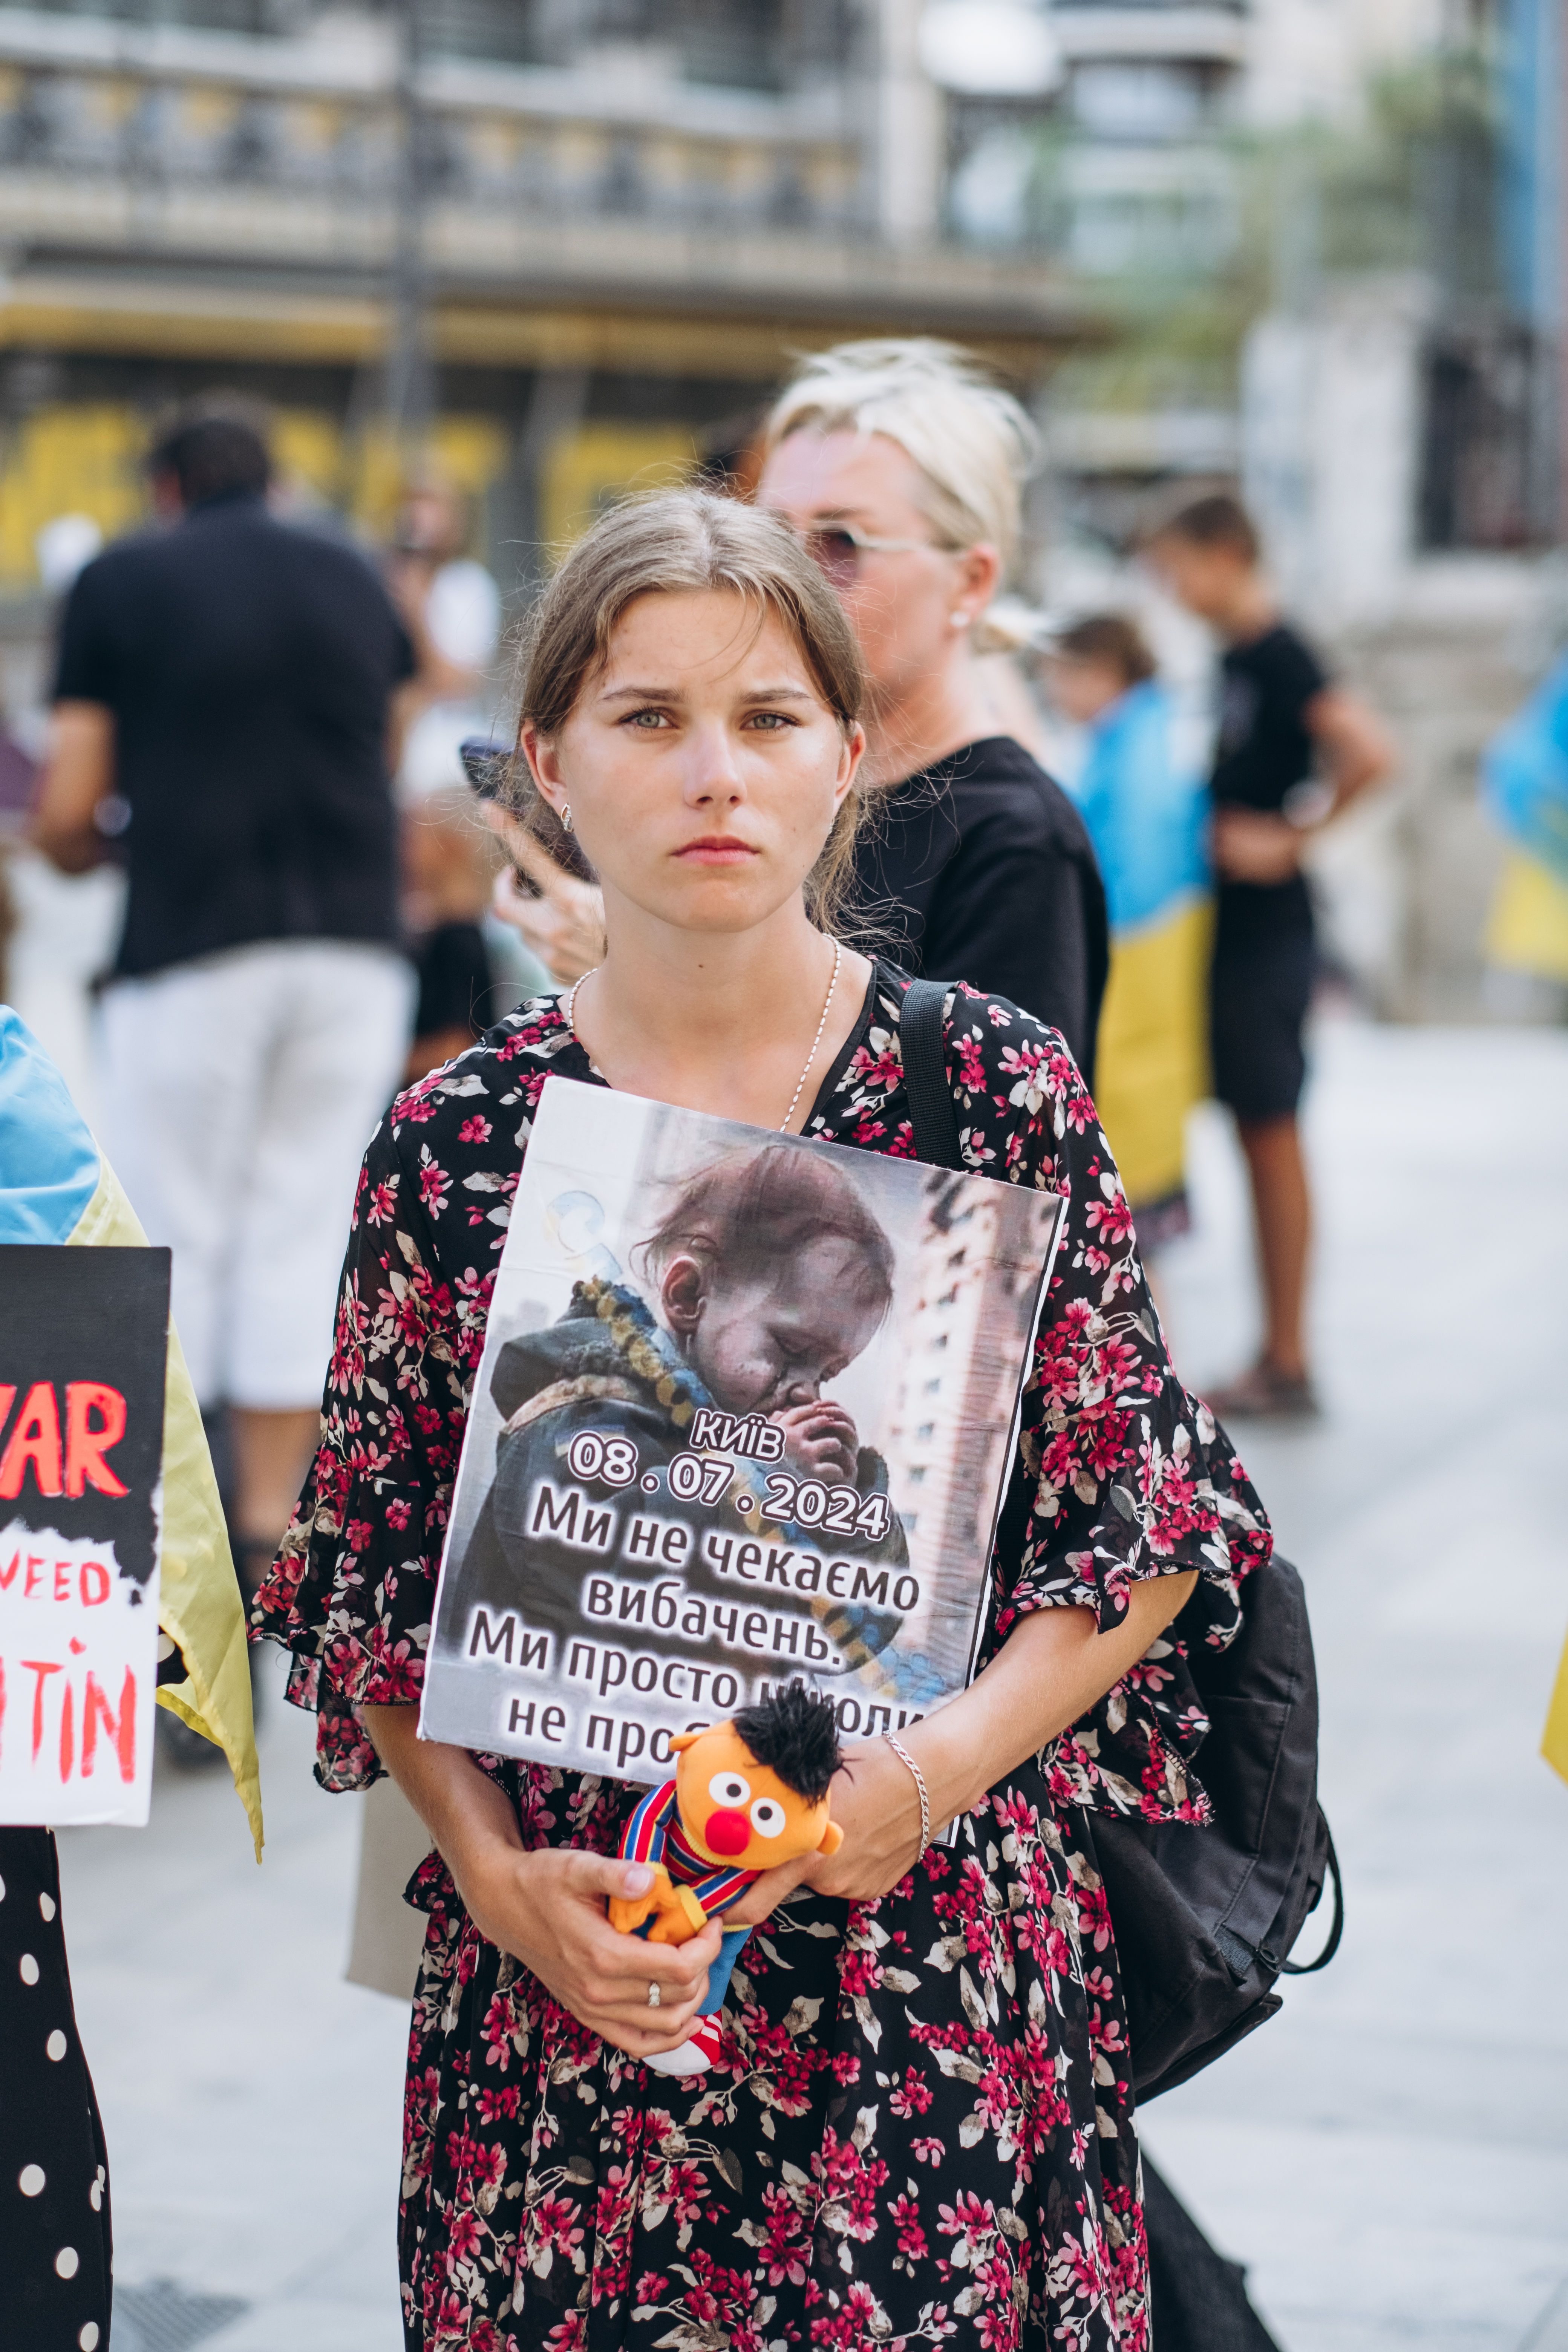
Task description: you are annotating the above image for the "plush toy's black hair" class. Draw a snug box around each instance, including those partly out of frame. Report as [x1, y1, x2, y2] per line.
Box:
[730, 1686, 842, 1805]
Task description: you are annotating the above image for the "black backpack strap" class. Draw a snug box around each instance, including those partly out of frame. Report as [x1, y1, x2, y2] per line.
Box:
[1280, 1818, 1344, 1975]
[899, 978, 963, 1171]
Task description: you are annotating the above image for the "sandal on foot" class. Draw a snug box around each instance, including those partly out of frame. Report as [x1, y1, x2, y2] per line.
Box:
[1205, 1359, 1321, 1422]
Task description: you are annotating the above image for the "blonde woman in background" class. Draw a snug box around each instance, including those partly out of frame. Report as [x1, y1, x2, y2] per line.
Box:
[757, 339, 1106, 1075]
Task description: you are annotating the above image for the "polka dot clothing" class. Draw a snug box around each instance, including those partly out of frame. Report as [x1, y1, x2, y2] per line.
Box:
[0, 1830, 112, 2348]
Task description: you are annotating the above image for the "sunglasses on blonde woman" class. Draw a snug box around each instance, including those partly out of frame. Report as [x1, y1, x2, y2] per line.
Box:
[799, 523, 934, 587]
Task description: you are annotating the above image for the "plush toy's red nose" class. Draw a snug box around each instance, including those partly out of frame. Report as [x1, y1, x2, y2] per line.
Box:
[703, 1808, 751, 1856]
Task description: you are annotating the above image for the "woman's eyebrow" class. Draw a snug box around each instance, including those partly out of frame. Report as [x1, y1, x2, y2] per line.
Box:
[597, 681, 817, 705]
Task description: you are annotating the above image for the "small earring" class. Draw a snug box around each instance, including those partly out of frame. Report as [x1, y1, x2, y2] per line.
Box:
[949, 612, 970, 631]
[560, 804, 573, 832]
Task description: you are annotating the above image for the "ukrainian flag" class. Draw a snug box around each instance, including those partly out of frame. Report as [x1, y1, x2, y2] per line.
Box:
[1064, 679, 1211, 1210]
[0, 1006, 261, 1854]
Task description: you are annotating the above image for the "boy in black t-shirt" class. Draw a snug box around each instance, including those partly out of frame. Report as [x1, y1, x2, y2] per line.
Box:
[1148, 494, 1395, 1418]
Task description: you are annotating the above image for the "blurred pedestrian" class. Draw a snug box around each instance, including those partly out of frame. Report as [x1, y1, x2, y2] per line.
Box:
[400, 784, 507, 1083]
[385, 472, 516, 1080]
[1146, 494, 1394, 1417]
[389, 472, 503, 802]
[28, 397, 416, 1597]
[1044, 614, 1209, 1254]
[759, 339, 1108, 1076]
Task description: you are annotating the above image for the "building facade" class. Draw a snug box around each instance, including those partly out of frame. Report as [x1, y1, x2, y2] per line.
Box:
[0, 0, 1091, 608]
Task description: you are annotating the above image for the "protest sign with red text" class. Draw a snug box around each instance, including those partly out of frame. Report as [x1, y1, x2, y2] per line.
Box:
[0, 1248, 170, 1825]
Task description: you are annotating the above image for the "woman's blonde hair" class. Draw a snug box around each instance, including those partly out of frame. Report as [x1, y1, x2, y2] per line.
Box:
[763, 337, 1039, 599]
[507, 487, 868, 932]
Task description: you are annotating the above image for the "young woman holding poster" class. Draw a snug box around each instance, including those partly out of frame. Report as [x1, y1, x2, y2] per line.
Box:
[256, 488, 1272, 2352]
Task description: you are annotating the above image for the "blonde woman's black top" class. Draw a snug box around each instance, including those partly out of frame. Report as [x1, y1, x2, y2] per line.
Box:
[851, 733, 1109, 1083]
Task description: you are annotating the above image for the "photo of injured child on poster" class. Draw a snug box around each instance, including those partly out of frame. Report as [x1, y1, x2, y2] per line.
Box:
[421, 1076, 1065, 1783]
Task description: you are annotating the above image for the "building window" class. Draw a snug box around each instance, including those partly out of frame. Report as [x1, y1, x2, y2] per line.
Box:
[1068, 63, 1208, 142]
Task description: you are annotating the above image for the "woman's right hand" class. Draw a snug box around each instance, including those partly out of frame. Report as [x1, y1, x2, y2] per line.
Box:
[457, 1839, 724, 2061]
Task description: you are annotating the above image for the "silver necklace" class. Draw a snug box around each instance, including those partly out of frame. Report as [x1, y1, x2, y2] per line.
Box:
[778, 935, 842, 1132]
[566, 936, 843, 1135]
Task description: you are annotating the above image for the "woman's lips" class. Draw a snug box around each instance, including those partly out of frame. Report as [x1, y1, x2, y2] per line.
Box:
[674, 836, 760, 865]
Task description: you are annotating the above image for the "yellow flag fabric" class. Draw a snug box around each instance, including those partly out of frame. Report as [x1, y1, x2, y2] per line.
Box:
[1092, 895, 1213, 1210]
[1484, 848, 1568, 982]
[69, 1157, 263, 1858]
[1544, 1629, 1568, 1786]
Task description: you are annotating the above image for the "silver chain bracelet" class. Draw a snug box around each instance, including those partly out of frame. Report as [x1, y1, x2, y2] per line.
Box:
[884, 1733, 931, 1861]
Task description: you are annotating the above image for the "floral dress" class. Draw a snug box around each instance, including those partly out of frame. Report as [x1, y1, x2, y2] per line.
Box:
[254, 963, 1272, 2352]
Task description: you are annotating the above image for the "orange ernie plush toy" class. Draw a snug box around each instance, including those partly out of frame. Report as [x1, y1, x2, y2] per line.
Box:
[609, 1686, 844, 2075]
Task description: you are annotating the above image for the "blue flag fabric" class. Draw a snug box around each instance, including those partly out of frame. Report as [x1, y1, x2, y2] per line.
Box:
[0, 1008, 101, 1245]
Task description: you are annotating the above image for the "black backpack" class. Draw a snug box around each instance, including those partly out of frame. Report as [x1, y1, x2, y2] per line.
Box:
[899, 977, 1343, 2101]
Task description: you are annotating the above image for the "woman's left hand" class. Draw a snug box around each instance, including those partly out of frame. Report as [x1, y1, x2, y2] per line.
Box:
[715, 1738, 925, 1928]
[712, 1572, 1204, 1935]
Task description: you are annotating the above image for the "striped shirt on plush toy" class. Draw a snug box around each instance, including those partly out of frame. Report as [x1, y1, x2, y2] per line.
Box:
[618, 1781, 756, 1918]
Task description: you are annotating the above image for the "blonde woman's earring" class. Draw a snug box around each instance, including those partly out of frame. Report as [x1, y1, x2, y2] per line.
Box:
[560, 804, 573, 832]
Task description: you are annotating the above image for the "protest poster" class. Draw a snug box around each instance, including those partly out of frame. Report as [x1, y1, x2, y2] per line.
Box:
[0, 1246, 170, 1826]
[421, 1076, 1064, 1785]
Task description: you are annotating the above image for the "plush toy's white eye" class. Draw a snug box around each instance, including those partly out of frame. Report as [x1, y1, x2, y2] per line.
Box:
[749, 1798, 787, 1838]
[709, 1771, 751, 1807]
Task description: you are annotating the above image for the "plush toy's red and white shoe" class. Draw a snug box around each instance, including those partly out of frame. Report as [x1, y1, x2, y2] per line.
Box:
[643, 2013, 726, 2077]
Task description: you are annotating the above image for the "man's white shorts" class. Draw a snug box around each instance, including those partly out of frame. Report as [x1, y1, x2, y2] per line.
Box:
[96, 939, 415, 1410]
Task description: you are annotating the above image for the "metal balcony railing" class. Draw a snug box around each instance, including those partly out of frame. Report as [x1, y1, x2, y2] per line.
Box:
[0, 8, 865, 264]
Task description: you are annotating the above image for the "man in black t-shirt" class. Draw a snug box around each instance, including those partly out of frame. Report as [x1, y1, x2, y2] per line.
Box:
[1148, 494, 1394, 1418]
[30, 401, 417, 1585]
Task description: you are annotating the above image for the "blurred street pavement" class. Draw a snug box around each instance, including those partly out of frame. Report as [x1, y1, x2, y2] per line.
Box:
[1148, 1015, 1568, 2352]
[51, 1010, 1568, 2352]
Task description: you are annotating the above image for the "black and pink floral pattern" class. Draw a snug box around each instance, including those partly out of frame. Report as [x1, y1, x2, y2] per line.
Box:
[255, 964, 1271, 2352]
